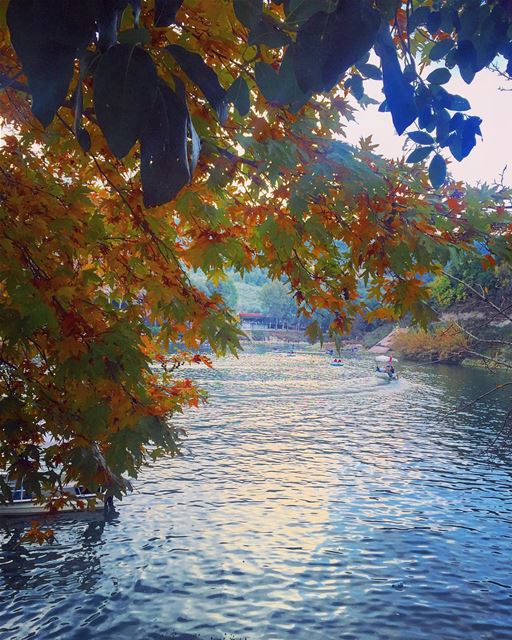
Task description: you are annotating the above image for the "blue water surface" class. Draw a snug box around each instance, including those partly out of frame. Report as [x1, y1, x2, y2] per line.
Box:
[1, 347, 511, 640]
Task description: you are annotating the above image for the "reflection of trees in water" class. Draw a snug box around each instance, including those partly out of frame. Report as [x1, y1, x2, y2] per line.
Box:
[444, 365, 512, 463]
[405, 362, 512, 455]
[0, 509, 120, 595]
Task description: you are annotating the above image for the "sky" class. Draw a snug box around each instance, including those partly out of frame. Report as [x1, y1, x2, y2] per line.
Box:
[344, 68, 512, 187]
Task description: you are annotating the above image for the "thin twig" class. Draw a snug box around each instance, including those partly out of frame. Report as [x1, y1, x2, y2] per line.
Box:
[464, 350, 512, 370]
[442, 270, 512, 323]
[485, 407, 512, 457]
[444, 382, 512, 415]
[450, 319, 512, 348]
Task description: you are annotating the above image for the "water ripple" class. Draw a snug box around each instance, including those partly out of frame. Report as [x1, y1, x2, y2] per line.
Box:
[1, 348, 512, 640]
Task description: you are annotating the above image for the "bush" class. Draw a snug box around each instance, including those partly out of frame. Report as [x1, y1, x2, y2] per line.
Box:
[392, 323, 468, 364]
[430, 274, 466, 308]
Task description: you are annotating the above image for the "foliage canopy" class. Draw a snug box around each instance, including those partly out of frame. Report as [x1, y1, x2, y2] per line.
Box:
[0, 0, 511, 505]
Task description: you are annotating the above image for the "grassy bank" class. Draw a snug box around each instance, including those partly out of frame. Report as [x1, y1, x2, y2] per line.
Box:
[392, 314, 511, 368]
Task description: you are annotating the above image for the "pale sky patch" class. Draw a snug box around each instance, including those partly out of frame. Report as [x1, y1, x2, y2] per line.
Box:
[344, 68, 512, 187]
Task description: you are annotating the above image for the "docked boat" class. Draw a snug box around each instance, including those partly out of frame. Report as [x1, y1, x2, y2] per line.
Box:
[0, 473, 102, 517]
[374, 355, 399, 382]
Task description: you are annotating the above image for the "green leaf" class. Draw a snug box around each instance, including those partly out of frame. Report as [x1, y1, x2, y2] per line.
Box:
[407, 6, 429, 32]
[76, 127, 91, 152]
[167, 44, 228, 123]
[429, 153, 447, 188]
[305, 319, 322, 343]
[408, 131, 434, 145]
[96, 1, 126, 52]
[249, 15, 291, 48]
[429, 38, 454, 61]
[255, 62, 279, 102]
[173, 75, 201, 174]
[99, 2, 143, 50]
[140, 81, 190, 207]
[233, 0, 263, 29]
[7, 0, 96, 126]
[426, 10, 442, 35]
[8, 0, 96, 49]
[81, 403, 109, 439]
[128, 0, 142, 23]
[442, 94, 471, 111]
[118, 27, 151, 45]
[406, 146, 434, 163]
[73, 52, 97, 152]
[154, 0, 183, 27]
[347, 74, 364, 100]
[284, 0, 338, 28]
[356, 62, 382, 79]
[427, 67, 451, 85]
[293, 0, 380, 94]
[388, 241, 413, 273]
[189, 114, 201, 174]
[93, 44, 158, 159]
[375, 24, 417, 135]
[458, 61, 475, 85]
[275, 46, 311, 108]
[23, 301, 59, 336]
[226, 76, 250, 116]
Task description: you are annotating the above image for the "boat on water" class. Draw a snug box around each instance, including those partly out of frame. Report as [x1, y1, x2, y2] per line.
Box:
[286, 344, 297, 356]
[374, 355, 399, 382]
[0, 472, 103, 517]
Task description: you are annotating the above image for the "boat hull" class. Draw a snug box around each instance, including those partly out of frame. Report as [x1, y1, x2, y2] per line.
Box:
[0, 496, 101, 517]
[375, 371, 398, 382]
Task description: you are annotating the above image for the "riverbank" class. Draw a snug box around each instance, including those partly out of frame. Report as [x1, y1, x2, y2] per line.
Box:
[241, 328, 364, 351]
[391, 306, 511, 369]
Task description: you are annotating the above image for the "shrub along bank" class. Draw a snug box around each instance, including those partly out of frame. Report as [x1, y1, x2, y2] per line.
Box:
[392, 323, 468, 364]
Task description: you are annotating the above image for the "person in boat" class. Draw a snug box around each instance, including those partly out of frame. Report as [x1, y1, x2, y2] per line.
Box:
[385, 363, 397, 379]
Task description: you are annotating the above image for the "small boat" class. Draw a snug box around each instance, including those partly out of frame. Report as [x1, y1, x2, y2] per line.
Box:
[330, 358, 344, 366]
[374, 355, 399, 382]
[0, 473, 103, 517]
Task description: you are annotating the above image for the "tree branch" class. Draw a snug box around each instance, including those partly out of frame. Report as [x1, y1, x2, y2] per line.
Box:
[450, 319, 512, 348]
[448, 382, 512, 415]
[442, 270, 512, 323]
[464, 350, 512, 370]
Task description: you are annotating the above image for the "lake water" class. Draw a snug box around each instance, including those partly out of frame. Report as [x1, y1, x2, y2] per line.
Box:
[1, 347, 512, 640]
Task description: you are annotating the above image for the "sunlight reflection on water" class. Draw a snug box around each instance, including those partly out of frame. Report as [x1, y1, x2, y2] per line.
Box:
[1, 346, 512, 640]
